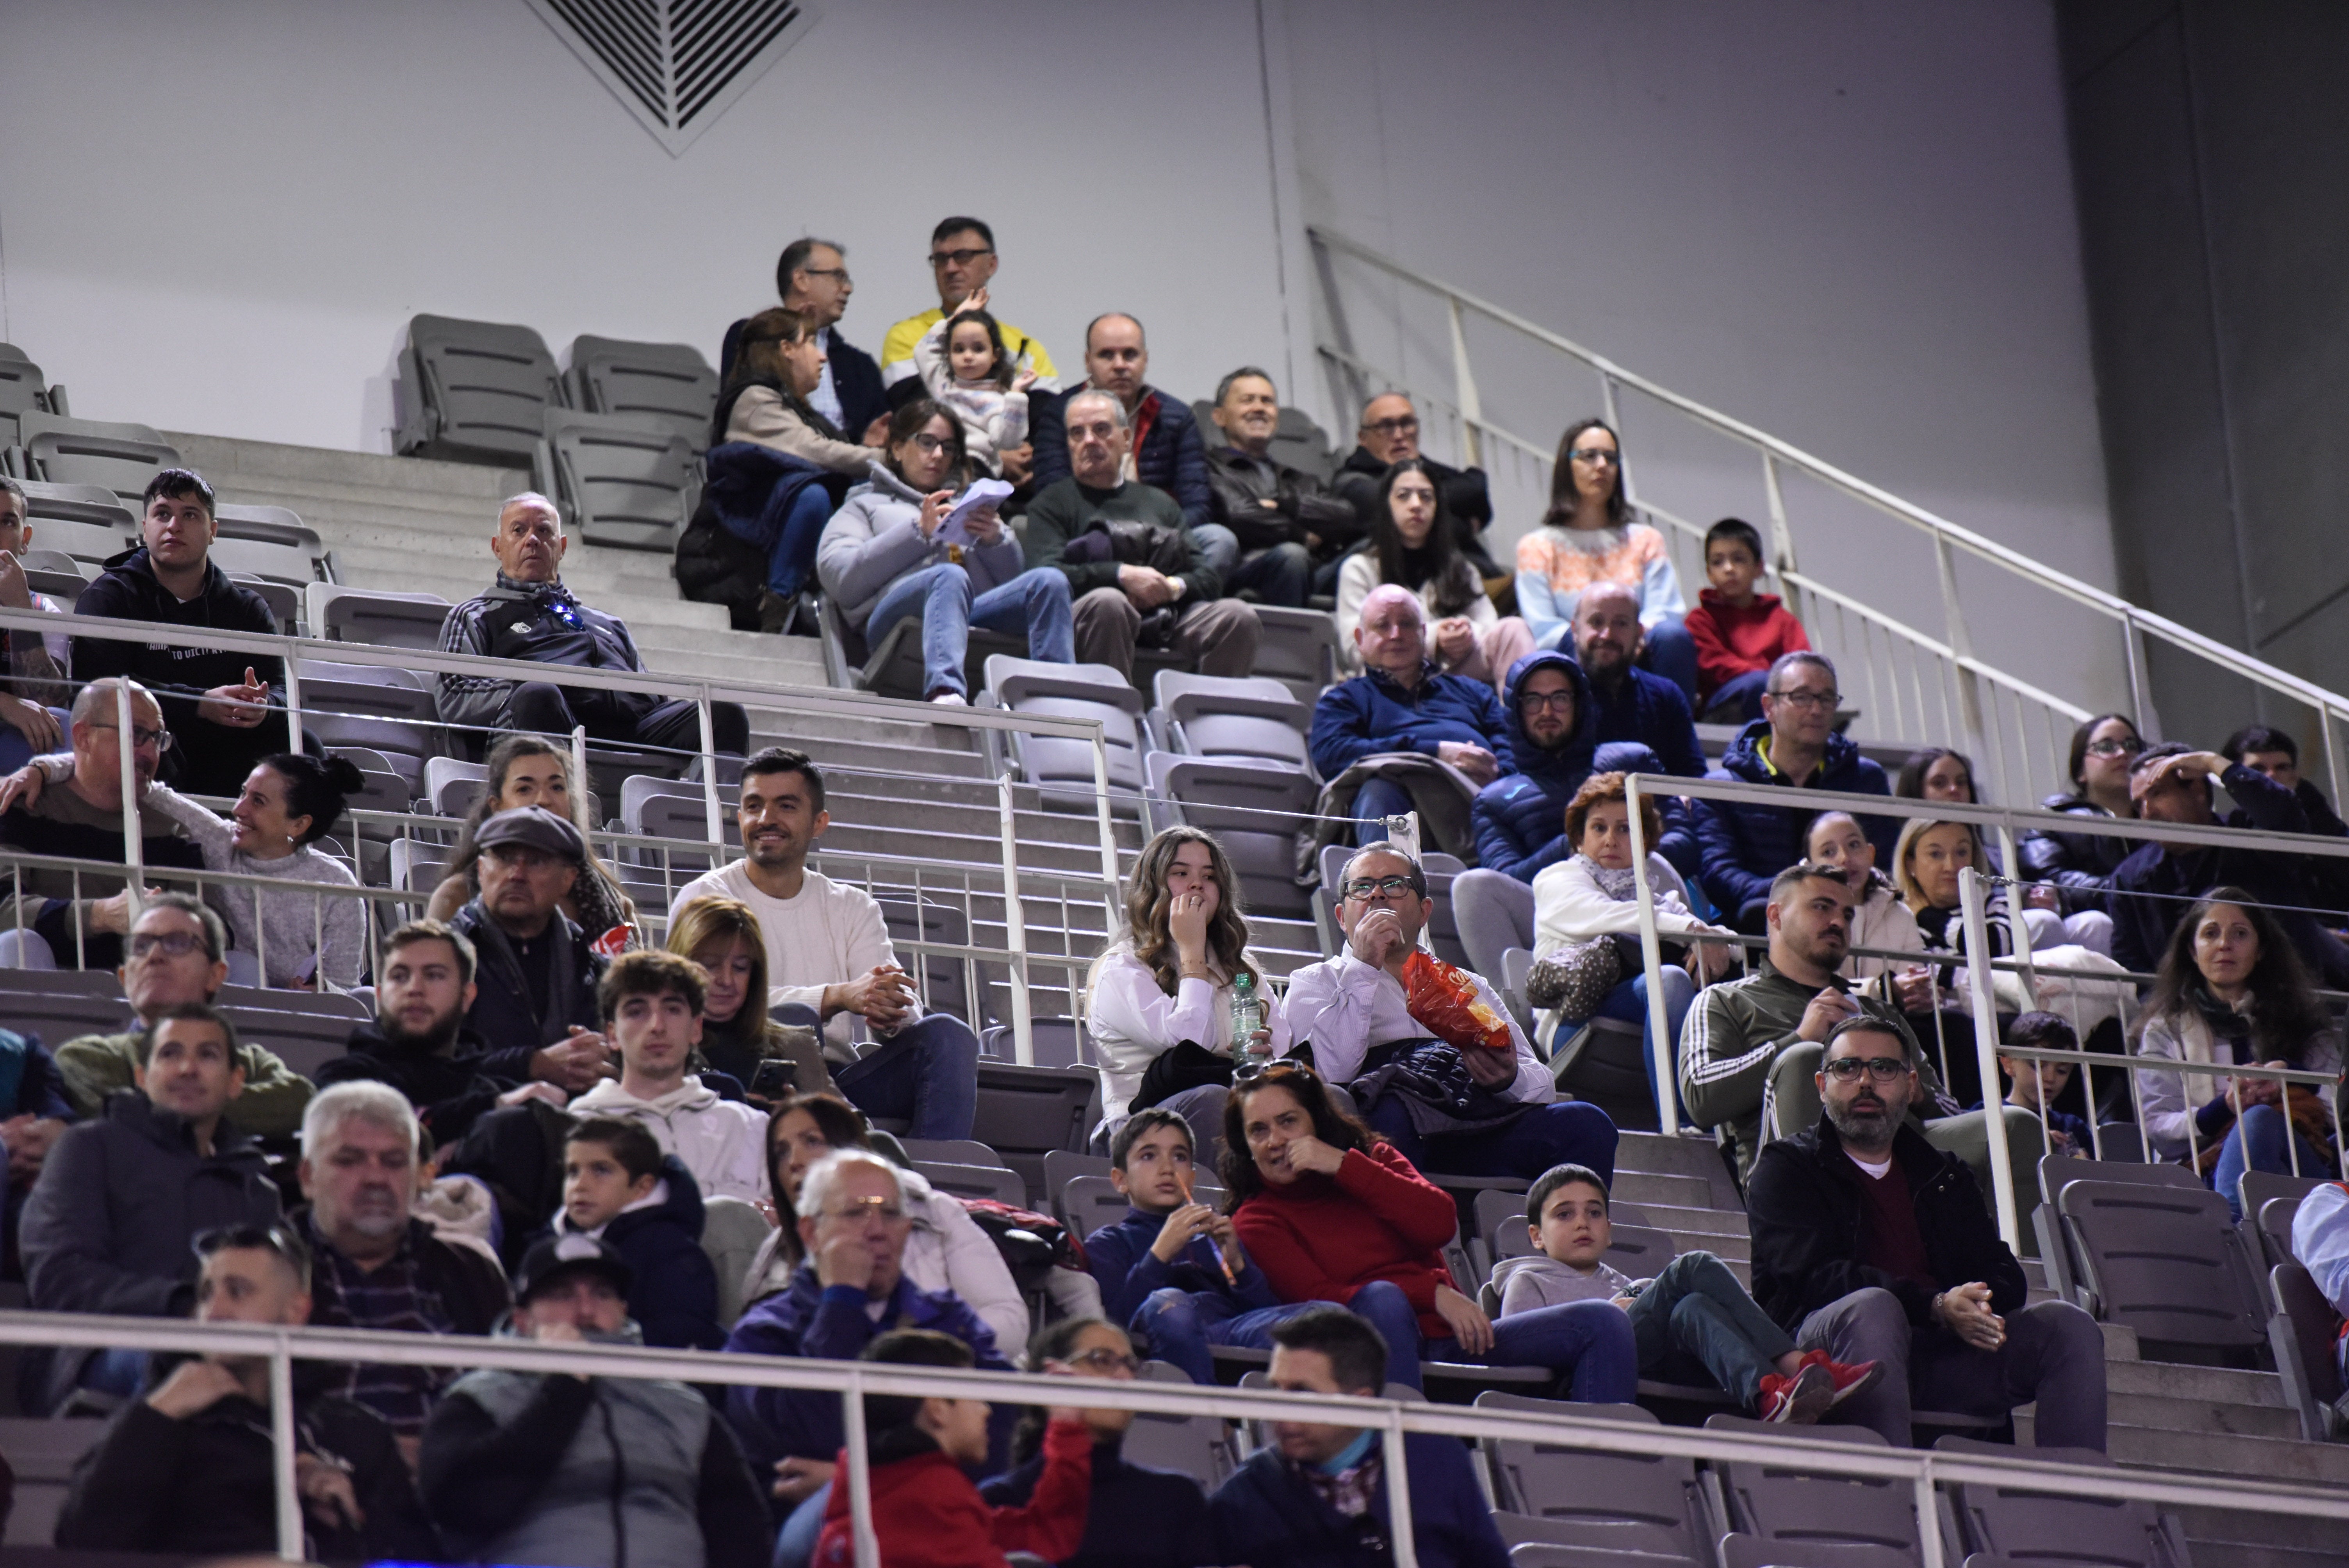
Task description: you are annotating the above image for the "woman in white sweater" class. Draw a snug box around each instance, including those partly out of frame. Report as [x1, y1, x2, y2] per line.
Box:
[1085, 826, 1289, 1157]
[1531, 773, 1734, 1106]
[2, 749, 367, 987]
[1335, 460, 1533, 693]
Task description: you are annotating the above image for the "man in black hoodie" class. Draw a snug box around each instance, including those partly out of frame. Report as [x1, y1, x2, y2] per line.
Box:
[73, 468, 291, 796]
[1747, 1015, 2107, 1450]
[1332, 392, 1499, 577]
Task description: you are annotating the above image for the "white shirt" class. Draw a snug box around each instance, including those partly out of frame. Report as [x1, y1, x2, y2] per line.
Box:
[1280, 951, 1551, 1105]
[808, 327, 845, 428]
[1085, 947, 1291, 1123]
[668, 861, 896, 1049]
[1846, 1149, 1894, 1180]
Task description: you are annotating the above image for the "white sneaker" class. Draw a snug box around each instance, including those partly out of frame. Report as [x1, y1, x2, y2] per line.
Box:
[930, 691, 968, 706]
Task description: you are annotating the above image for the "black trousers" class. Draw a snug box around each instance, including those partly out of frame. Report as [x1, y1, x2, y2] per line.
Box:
[508, 681, 749, 757]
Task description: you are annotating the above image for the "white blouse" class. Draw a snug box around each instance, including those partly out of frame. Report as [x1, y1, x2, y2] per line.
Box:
[1085, 946, 1291, 1124]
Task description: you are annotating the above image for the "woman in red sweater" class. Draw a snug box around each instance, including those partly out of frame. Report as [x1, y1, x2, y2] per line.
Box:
[1220, 1063, 1636, 1399]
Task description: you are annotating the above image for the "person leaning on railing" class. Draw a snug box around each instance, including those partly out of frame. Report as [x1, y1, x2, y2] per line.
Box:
[2134, 889, 2341, 1214]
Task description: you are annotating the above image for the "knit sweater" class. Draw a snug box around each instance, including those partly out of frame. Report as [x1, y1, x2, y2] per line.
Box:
[1231, 1144, 1460, 1339]
[1513, 522, 1685, 643]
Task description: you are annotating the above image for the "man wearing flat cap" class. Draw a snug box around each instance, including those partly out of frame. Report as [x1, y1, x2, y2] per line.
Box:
[449, 807, 610, 1079]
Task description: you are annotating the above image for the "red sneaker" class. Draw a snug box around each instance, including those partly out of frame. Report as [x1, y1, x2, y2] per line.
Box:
[1756, 1361, 1833, 1423]
[1798, 1351, 1883, 1409]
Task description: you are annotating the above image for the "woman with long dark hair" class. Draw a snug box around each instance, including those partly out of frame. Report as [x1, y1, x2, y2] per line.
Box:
[426, 734, 634, 941]
[1513, 417, 1697, 698]
[2018, 712, 2143, 910]
[2135, 890, 2340, 1209]
[1219, 1062, 1636, 1398]
[815, 398, 1072, 704]
[1087, 826, 1287, 1158]
[1334, 459, 1532, 693]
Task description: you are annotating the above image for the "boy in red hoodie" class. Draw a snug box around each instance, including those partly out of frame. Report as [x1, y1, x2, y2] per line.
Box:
[814, 1328, 1092, 1568]
[1684, 517, 1810, 723]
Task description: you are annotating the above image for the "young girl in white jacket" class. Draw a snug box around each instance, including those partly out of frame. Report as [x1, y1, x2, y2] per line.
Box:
[1804, 811, 1925, 983]
[913, 288, 1031, 475]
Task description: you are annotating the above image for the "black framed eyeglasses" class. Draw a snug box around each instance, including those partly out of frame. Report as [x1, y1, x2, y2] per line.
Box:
[1342, 875, 1420, 900]
[2084, 737, 2144, 758]
[929, 247, 994, 267]
[85, 720, 173, 752]
[1517, 690, 1577, 713]
[1822, 1056, 1911, 1083]
[129, 930, 206, 959]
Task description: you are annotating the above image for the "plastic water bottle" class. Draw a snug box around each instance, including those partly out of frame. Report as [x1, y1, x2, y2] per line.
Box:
[1230, 970, 1265, 1054]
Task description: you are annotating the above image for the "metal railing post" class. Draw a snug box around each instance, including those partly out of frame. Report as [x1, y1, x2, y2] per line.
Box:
[1958, 868, 2021, 1251]
[2122, 614, 2158, 742]
[1446, 295, 1484, 470]
[282, 653, 305, 758]
[697, 690, 722, 846]
[569, 724, 590, 807]
[843, 1367, 880, 1568]
[115, 679, 143, 924]
[1089, 725, 1122, 925]
[1625, 776, 1678, 1133]
[271, 1333, 303, 1561]
[998, 776, 1034, 1065]
[1383, 1414, 1420, 1568]
[1914, 1464, 1946, 1568]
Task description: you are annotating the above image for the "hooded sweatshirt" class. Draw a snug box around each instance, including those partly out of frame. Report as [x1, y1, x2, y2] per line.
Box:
[315, 1017, 520, 1147]
[569, 1072, 769, 1203]
[1684, 588, 1811, 702]
[558, 1155, 726, 1350]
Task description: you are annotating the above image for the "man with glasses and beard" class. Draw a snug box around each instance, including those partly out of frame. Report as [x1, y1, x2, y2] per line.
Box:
[1745, 1015, 2107, 1449]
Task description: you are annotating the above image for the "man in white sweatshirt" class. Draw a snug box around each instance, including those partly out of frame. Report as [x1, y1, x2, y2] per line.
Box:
[567, 950, 767, 1203]
[667, 747, 979, 1140]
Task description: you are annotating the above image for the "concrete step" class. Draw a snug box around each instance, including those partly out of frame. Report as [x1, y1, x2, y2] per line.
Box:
[2183, 1538, 2349, 1568]
[1606, 1168, 1714, 1210]
[2172, 1503, 2349, 1559]
[167, 430, 526, 502]
[2015, 1410, 2349, 1485]
[2103, 1388, 2302, 1441]
[1624, 1200, 1750, 1245]
[2101, 1356, 2290, 1408]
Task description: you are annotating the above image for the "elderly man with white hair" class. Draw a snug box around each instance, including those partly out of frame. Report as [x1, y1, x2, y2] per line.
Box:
[721, 1147, 1016, 1548]
[1022, 387, 1259, 682]
[1308, 582, 1518, 846]
[293, 1080, 511, 1454]
[436, 490, 749, 756]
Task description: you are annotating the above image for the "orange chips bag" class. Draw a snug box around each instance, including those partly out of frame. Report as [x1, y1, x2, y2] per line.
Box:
[1400, 949, 1514, 1054]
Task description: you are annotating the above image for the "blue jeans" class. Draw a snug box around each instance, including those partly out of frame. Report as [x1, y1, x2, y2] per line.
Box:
[1347, 1278, 1638, 1399]
[1225, 542, 1312, 607]
[719, 478, 832, 599]
[1640, 615, 1699, 701]
[1362, 1095, 1618, 1187]
[1700, 669, 1772, 724]
[775, 1481, 829, 1568]
[1193, 522, 1241, 580]
[1590, 968, 1696, 1126]
[864, 562, 1075, 698]
[1135, 1288, 1329, 1386]
[832, 1012, 981, 1140]
[0, 709, 70, 775]
[2212, 1103, 2332, 1219]
[1624, 1251, 1794, 1405]
[1351, 776, 1417, 846]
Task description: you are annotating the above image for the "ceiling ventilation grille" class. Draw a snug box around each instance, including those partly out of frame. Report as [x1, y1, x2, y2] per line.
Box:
[527, 0, 816, 156]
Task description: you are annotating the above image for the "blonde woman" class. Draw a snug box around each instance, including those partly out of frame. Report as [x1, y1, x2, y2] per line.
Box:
[667, 896, 832, 1101]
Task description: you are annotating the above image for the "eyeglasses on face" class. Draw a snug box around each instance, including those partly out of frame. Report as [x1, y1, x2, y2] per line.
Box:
[1517, 690, 1577, 713]
[822, 1197, 909, 1227]
[1823, 1055, 1911, 1083]
[130, 930, 206, 959]
[1766, 689, 1839, 711]
[1058, 1347, 1141, 1376]
[1568, 447, 1620, 465]
[1342, 875, 1420, 900]
[1364, 417, 1419, 437]
[907, 433, 955, 454]
[929, 247, 993, 267]
[2084, 736, 2144, 758]
[86, 720, 173, 752]
[800, 267, 851, 285]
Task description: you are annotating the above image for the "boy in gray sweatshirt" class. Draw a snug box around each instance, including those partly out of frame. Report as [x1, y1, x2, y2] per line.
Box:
[1492, 1164, 1878, 1423]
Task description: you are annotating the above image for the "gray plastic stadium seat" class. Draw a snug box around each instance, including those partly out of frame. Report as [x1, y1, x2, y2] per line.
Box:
[2255, 1192, 2312, 1275]
[17, 412, 179, 507]
[396, 314, 564, 467]
[980, 1016, 1086, 1069]
[1454, 867, 1536, 984]
[0, 977, 132, 1049]
[877, 895, 981, 1028]
[0, 1414, 110, 1548]
[899, 1137, 1006, 1168]
[1057, 1173, 1227, 1242]
[912, 1160, 1027, 1206]
[1701, 1414, 1918, 1556]
[622, 776, 735, 886]
[2030, 1155, 2203, 1306]
[1499, 948, 1537, 1038]
[14, 480, 137, 571]
[1148, 753, 1319, 919]
[1474, 1392, 1713, 1561]
[1126, 1358, 1239, 1486]
[17, 549, 86, 599]
[1932, 1434, 2183, 1568]
[2055, 1178, 2271, 1359]
[2269, 1260, 2347, 1443]
[986, 656, 1150, 816]
[217, 986, 369, 1077]
[212, 503, 333, 588]
[1043, 1150, 1114, 1226]
[296, 659, 441, 794]
[565, 335, 719, 448]
[1249, 604, 1343, 702]
[820, 590, 1024, 700]
[544, 406, 700, 552]
[1718, 1537, 1917, 1568]
[308, 584, 454, 651]
[0, 346, 60, 449]
[970, 1062, 1101, 1205]
[2241, 1171, 2326, 1265]
[1149, 671, 1313, 770]
[425, 755, 489, 819]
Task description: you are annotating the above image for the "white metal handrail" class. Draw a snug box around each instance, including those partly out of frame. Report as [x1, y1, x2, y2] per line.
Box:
[7, 1310, 2346, 1568]
[1310, 226, 2349, 793]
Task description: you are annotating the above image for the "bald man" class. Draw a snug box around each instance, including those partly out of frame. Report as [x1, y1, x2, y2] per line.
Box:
[1309, 584, 1515, 845]
[1332, 392, 1498, 575]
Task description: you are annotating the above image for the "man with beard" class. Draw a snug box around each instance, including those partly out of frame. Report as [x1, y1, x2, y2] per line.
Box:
[316, 919, 578, 1147]
[1745, 1017, 2107, 1449]
[1570, 581, 1706, 782]
[668, 747, 978, 1139]
[292, 1082, 511, 1460]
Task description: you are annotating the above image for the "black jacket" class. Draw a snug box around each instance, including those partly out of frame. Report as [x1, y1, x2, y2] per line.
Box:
[56, 1364, 439, 1560]
[548, 1154, 725, 1350]
[1333, 446, 1497, 572]
[451, 897, 604, 1057]
[2017, 795, 2134, 911]
[1747, 1113, 2027, 1335]
[295, 1209, 513, 1340]
[979, 1437, 1214, 1568]
[1204, 445, 1361, 556]
[316, 1018, 522, 1148]
[1030, 386, 1213, 529]
[434, 572, 649, 737]
[72, 546, 291, 795]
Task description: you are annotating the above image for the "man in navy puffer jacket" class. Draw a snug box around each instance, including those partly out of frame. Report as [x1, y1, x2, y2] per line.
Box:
[1694, 652, 1895, 930]
[1471, 651, 1676, 882]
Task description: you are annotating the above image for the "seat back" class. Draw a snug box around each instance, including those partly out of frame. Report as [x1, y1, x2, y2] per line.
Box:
[912, 1160, 1027, 1207]
[1932, 1434, 2165, 1568]
[877, 896, 978, 1027]
[1554, 1016, 1662, 1133]
[212, 503, 330, 588]
[218, 998, 365, 1079]
[970, 1062, 1101, 1204]
[0, 982, 131, 1050]
[1454, 868, 1538, 985]
[980, 1016, 1087, 1069]
[15, 481, 137, 572]
[0, 1413, 110, 1548]
[544, 407, 700, 552]
[1045, 1151, 1115, 1227]
[16, 549, 86, 600]
[2058, 1179, 2271, 1352]
[425, 755, 489, 819]
[1703, 1414, 1917, 1554]
[20, 413, 180, 507]
[566, 335, 719, 447]
[310, 585, 453, 651]
[0, 349, 52, 442]
[1149, 753, 1319, 918]
[1500, 947, 1537, 1037]
[1124, 1359, 1237, 1485]
[2242, 1171, 2326, 1268]
[1474, 1392, 1707, 1558]
[399, 314, 563, 463]
[2273, 1260, 2347, 1445]
[1718, 1536, 1917, 1568]
[1249, 604, 1343, 701]
[993, 661, 1149, 813]
[700, 1194, 774, 1329]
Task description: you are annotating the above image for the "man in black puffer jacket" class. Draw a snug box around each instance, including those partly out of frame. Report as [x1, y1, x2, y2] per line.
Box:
[1748, 1014, 2106, 1450]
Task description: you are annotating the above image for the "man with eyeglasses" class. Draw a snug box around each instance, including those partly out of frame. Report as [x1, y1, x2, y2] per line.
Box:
[21, 1002, 284, 1411]
[723, 1149, 1013, 1543]
[882, 217, 1060, 484]
[1331, 392, 1499, 575]
[1311, 584, 1513, 849]
[73, 467, 292, 796]
[54, 1222, 439, 1560]
[448, 807, 610, 1068]
[0, 676, 207, 971]
[1746, 1014, 2107, 1450]
[1284, 845, 1619, 1183]
[1694, 650, 1894, 932]
[1028, 313, 1211, 529]
[720, 238, 891, 446]
[54, 891, 315, 1138]
[1472, 649, 1677, 882]
[436, 491, 751, 763]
